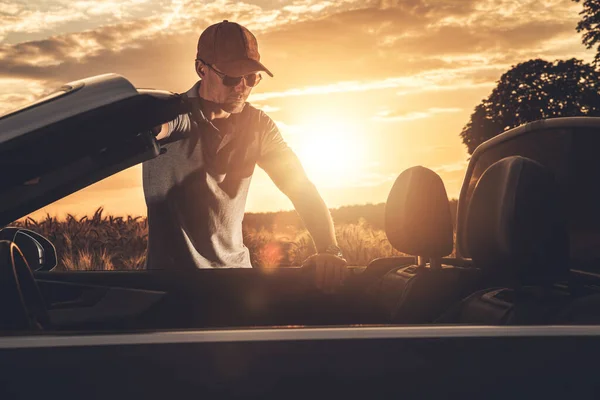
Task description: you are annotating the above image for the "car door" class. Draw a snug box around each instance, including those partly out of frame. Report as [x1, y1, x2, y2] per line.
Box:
[0, 73, 407, 331]
[0, 73, 200, 330]
[1, 325, 600, 399]
[27, 210, 410, 330]
[15, 166, 392, 331]
[32, 266, 363, 330]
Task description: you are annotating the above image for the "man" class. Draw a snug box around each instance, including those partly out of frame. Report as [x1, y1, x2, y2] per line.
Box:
[143, 20, 347, 291]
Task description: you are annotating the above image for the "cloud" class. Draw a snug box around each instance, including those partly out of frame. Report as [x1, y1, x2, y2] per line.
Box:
[0, 0, 583, 81]
[0, 77, 47, 115]
[431, 160, 471, 196]
[0, 0, 377, 111]
[0, 0, 593, 131]
[0, 5, 87, 42]
[0, 0, 167, 44]
[4, 0, 592, 216]
[250, 79, 405, 101]
[396, 81, 497, 97]
[432, 160, 470, 174]
[253, 104, 280, 113]
[255, 0, 587, 88]
[250, 64, 507, 103]
[374, 107, 463, 122]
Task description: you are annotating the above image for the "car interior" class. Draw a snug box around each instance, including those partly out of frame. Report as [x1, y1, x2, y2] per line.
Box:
[2, 120, 600, 333]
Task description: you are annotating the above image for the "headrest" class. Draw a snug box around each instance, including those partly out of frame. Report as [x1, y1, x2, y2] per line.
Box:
[385, 166, 453, 257]
[466, 156, 569, 285]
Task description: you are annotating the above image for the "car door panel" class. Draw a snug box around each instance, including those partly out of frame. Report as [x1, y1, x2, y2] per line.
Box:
[33, 268, 376, 329]
[1, 327, 599, 399]
[36, 280, 166, 328]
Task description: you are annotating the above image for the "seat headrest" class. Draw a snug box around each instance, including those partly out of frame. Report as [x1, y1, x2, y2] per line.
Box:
[385, 166, 453, 257]
[466, 156, 569, 285]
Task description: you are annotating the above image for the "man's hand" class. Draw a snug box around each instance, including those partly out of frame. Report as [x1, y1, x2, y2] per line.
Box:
[302, 253, 348, 293]
[153, 122, 169, 141]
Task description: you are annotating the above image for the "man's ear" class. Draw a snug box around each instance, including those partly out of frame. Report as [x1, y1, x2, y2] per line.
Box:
[195, 61, 205, 77]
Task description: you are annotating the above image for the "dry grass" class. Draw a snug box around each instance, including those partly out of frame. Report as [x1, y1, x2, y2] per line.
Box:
[12, 208, 417, 271]
[13, 208, 148, 271]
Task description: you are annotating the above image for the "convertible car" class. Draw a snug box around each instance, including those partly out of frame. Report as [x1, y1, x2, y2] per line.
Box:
[1, 74, 600, 399]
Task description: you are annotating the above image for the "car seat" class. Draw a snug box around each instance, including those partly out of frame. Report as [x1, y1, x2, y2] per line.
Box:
[437, 156, 571, 324]
[364, 166, 479, 323]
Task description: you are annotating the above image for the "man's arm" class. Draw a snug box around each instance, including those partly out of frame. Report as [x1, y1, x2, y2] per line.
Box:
[255, 113, 338, 252]
[259, 149, 347, 292]
[256, 114, 347, 292]
[154, 122, 170, 141]
[153, 113, 193, 142]
[259, 150, 337, 253]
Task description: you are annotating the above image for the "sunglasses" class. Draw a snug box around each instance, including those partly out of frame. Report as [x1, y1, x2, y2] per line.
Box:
[197, 59, 262, 87]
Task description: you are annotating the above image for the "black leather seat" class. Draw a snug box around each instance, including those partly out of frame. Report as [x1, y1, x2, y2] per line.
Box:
[557, 294, 600, 324]
[364, 166, 479, 324]
[438, 156, 571, 325]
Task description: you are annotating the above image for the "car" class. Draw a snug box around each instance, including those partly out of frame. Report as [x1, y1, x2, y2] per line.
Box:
[1, 74, 600, 399]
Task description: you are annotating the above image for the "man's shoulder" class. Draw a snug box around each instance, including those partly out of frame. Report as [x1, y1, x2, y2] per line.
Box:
[240, 103, 276, 132]
[241, 102, 268, 118]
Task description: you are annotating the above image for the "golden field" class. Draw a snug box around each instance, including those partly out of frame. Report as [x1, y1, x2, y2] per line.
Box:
[11, 202, 457, 270]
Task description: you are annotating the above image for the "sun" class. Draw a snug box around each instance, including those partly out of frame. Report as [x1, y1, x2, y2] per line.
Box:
[290, 117, 366, 187]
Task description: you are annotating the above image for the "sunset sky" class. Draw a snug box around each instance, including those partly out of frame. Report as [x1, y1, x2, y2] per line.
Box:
[1, 0, 595, 218]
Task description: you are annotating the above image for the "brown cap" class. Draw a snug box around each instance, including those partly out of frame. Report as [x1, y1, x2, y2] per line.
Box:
[196, 20, 273, 78]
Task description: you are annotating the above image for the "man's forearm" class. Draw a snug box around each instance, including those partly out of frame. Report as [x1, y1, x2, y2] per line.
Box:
[287, 182, 337, 253]
[155, 113, 193, 142]
[260, 147, 338, 253]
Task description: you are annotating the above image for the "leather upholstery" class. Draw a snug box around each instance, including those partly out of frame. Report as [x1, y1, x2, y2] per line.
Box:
[385, 166, 453, 258]
[466, 156, 569, 286]
[365, 166, 478, 323]
[441, 156, 571, 325]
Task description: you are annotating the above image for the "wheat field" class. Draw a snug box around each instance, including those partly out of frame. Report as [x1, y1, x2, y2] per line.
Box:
[11, 207, 415, 271]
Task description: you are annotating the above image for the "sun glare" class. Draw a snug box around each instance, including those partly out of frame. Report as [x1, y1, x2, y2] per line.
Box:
[291, 117, 366, 187]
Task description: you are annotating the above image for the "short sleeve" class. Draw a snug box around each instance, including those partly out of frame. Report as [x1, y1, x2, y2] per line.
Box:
[257, 111, 291, 164]
[255, 110, 311, 194]
[159, 113, 193, 144]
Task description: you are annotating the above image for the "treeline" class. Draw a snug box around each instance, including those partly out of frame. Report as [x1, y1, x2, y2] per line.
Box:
[243, 199, 458, 233]
[460, 1, 600, 153]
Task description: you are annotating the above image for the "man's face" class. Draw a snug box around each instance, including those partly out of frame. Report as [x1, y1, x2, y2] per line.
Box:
[198, 62, 254, 113]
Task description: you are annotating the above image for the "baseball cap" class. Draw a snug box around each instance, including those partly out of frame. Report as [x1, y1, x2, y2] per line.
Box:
[196, 20, 273, 78]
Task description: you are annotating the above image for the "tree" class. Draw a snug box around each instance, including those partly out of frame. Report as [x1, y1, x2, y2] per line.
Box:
[460, 58, 600, 154]
[574, 0, 600, 66]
